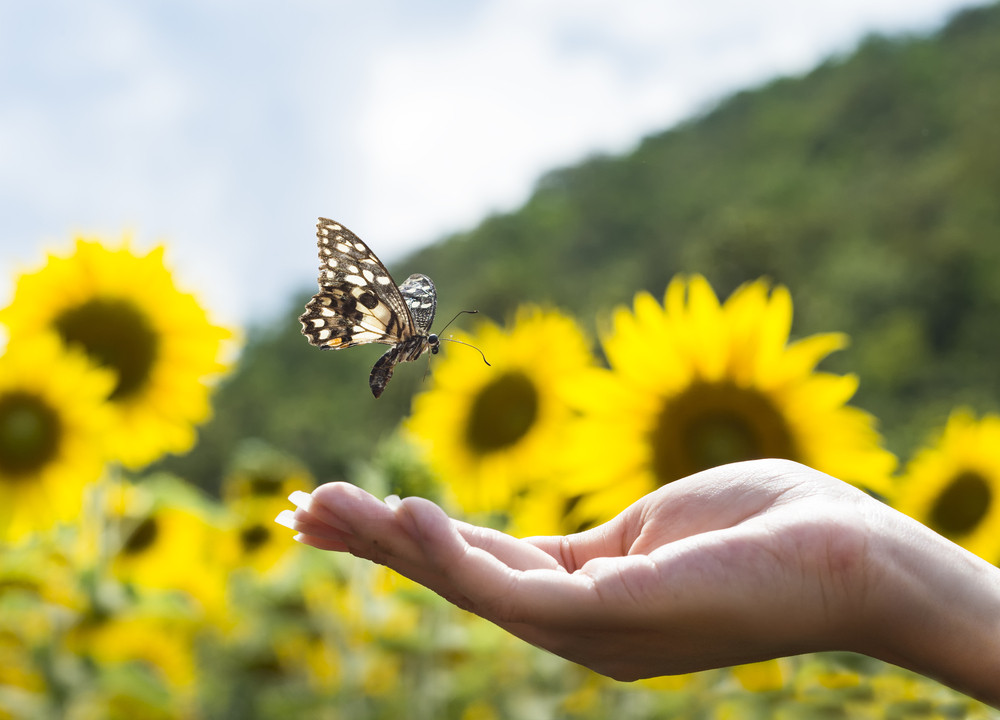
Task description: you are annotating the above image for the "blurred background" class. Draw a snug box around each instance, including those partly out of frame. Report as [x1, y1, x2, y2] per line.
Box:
[0, 0, 981, 326]
[3, 1, 1000, 717]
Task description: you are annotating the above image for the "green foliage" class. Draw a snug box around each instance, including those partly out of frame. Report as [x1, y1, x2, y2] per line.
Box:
[169, 2, 1000, 492]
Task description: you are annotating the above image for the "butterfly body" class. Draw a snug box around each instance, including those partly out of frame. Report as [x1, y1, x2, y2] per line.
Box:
[300, 218, 440, 398]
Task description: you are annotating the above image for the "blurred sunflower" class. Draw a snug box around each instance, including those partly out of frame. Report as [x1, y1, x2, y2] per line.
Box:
[0, 542, 86, 623]
[111, 491, 228, 622]
[221, 441, 314, 574]
[570, 275, 895, 524]
[405, 306, 597, 519]
[893, 409, 1000, 562]
[221, 440, 314, 507]
[731, 658, 786, 692]
[0, 631, 44, 701]
[269, 629, 342, 692]
[68, 611, 199, 693]
[0, 237, 233, 469]
[0, 334, 114, 540]
[793, 661, 863, 695]
[227, 499, 305, 576]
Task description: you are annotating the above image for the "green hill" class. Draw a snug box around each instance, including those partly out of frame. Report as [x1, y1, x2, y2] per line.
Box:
[166, 2, 1000, 491]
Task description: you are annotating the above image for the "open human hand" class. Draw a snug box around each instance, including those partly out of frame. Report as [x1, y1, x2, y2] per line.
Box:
[277, 458, 1000, 706]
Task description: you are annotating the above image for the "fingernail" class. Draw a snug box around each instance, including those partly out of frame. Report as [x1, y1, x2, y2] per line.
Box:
[384, 494, 402, 510]
[288, 490, 313, 512]
[274, 509, 298, 530]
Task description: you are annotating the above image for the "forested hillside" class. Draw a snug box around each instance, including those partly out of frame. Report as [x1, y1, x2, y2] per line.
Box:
[167, 3, 1000, 491]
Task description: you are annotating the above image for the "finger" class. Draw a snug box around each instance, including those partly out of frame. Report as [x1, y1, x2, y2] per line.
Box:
[287, 487, 352, 534]
[275, 507, 344, 541]
[522, 513, 634, 570]
[307, 482, 425, 563]
[294, 532, 350, 552]
[397, 496, 603, 624]
[307, 484, 481, 599]
[452, 520, 564, 572]
[275, 509, 354, 550]
[303, 488, 603, 625]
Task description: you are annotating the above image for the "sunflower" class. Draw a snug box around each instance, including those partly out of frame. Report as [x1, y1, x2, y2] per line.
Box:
[220, 442, 314, 574]
[405, 306, 597, 520]
[111, 488, 228, 622]
[68, 611, 199, 692]
[569, 275, 896, 524]
[0, 237, 233, 469]
[227, 497, 307, 576]
[0, 334, 115, 540]
[893, 409, 1000, 563]
[221, 440, 314, 507]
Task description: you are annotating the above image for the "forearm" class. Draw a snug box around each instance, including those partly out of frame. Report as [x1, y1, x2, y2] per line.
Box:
[860, 511, 1000, 707]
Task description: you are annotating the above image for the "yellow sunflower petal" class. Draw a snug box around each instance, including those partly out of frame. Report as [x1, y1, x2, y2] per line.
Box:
[743, 282, 793, 383]
[685, 275, 727, 381]
[775, 332, 850, 386]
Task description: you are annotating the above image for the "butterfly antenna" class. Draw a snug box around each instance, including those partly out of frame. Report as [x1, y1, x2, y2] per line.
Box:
[437, 309, 480, 334]
[441, 337, 491, 366]
[434, 309, 490, 366]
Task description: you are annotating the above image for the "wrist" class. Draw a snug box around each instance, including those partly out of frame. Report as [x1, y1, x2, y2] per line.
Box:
[859, 508, 1000, 707]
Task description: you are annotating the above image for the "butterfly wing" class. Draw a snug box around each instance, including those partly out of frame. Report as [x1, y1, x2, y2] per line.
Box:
[299, 218, 417, 350]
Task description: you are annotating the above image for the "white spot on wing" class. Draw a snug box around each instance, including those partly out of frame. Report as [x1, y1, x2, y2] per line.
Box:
[372, 303, 392, 324]
[350, 329, 386, 343]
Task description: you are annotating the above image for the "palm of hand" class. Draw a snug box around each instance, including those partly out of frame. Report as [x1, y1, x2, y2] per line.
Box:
[290, 460, 876, 680]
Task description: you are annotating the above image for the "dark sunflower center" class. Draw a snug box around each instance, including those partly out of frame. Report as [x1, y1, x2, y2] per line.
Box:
[464, 371, 540, 453]
[649, 381, 797, 486]
[121, 516, 159, 555]
[248, 474, 285, 498]
[0, 391, 62, 478]
[929, 470, 991, 539]
[241, 523, 271, 553]
[53, 298, 159, 401]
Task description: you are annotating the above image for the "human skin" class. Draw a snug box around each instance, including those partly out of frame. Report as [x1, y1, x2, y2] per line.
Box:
[277, 459, 1000, 707]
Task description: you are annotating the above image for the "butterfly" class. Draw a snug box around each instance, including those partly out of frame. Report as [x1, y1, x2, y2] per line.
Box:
[299, 218, 444, 398]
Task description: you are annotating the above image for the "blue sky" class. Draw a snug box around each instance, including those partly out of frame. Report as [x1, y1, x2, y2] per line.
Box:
[0, 0, 981, 328]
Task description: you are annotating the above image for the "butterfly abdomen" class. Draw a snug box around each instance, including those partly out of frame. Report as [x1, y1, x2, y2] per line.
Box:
[368, 334, 439, 398]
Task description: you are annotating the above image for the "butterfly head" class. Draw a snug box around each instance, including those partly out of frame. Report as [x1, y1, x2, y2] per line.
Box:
[428, 334, 440, 354]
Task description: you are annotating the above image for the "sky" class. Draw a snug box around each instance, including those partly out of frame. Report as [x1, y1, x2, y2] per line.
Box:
[0, 0, 983, 329]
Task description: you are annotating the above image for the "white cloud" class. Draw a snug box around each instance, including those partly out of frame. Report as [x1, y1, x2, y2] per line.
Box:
[355, 0, 662, 253]
[350, 0, 973, 256]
